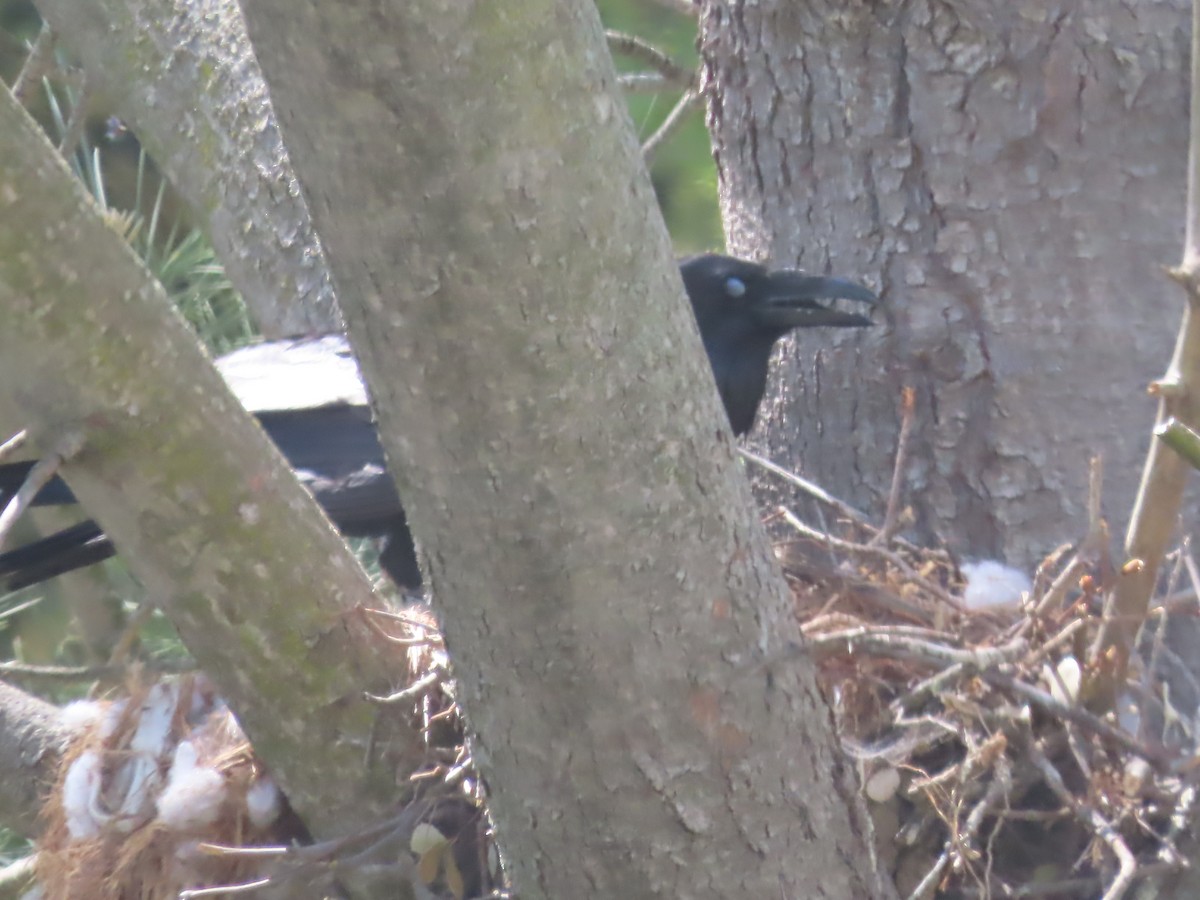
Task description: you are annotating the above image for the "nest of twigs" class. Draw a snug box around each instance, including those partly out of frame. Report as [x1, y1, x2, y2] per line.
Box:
[35, 456, 1200, 900]
[34, 605, 493, 900]
[749, 446, 1200, 900]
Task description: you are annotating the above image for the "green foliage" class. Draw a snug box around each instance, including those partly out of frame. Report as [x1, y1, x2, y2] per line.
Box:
[0, 827, 33, 868]
[43, 79, 256, 354]
[598, 0, 722, 252]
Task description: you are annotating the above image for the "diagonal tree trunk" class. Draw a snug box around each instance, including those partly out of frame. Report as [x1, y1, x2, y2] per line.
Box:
[0, 85, 416, 840]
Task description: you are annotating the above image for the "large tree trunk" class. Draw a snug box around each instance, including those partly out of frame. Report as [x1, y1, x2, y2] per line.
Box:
[240, 1, 894, 898]
[700, 0, 1189, 567]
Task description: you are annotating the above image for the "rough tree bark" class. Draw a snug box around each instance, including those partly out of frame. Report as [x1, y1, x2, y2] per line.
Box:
[0, 680, 70, 837]
[32, 0, 341, 337]
[240, 1, 894, 898]
[700, 0, 1189, 568]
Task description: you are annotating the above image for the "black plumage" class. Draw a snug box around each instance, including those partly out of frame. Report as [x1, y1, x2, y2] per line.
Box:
[0, 255, 874, 592]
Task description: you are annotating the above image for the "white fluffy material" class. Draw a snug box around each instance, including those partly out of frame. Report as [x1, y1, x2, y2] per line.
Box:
[1046, 656, 1082, 706]
[58, 700, 105, 735]
[62, 751, 104, 840]
[98, 699, 127, 741]
[245, 775, 282, 829]
[156, 740, 227, 832]
[961, 560, 1032, 609]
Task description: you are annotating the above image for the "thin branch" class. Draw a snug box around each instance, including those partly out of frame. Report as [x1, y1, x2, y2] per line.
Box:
[1027, 741, 1137, 900]
[1035, 555, 1086, 616]
[178, 878, 272, 898]
[740, 447, 872, 526]
[0, 430, 27, 464]
[907, 758, 1012, 900]
[0, 658, 194, 681]
[641, 89, 700, 162]
[779, 506, 963, 609]
[983, 672, 1165, 766]
[805, 626, 1025, 671]
[620, 72, 687, 93]
[605, 31, 693, 89]
[875, 385, 915, 545]
[0, 853, 37, 899]
[0, 429, 85, 552]
[366, 671, 439, 704]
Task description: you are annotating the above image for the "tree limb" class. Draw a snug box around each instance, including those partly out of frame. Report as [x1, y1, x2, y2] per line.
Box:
[0, 87, 418, 839]
[32, 0, 341, 336]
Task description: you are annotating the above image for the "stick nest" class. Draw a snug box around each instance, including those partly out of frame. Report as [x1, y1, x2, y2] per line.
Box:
[773, 491, 1200, 899]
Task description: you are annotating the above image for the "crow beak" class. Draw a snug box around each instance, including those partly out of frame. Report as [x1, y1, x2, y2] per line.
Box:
[753, 271, 877, 329]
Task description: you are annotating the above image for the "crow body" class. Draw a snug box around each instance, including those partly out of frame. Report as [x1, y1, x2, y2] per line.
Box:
[0, 255, 873, 592]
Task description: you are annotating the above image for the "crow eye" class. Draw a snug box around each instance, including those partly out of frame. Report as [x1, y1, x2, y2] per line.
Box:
[724, 277, 746, 297]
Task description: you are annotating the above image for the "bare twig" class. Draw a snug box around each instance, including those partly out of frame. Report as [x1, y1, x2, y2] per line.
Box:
[984, 672, 1165, 766]
[366, 671, 440, 704]
[1088, 454, 1104, 535]
[642, 89, 700, 163]
[606, 31, 693, 89]
[779, 506, 963, 609]
[740, 447, 872, 526]
[907, 757, 1012, 900]
[1021, 617, 1086, 668]
[875, 385, 915, 545]
[0, 430, 85, 552]
[958, 864, 1181, 898]
[1027, 741, 1137, 900]
[895, 663, 969, 712]
[805, 626, 1025, 671]
[197, 843, 289, 857]
[0, 430, 28, 464]
[0, 657, 193, 681]
[0, 853, 38, 897]
[1157, 417, 1200, 470]
[178, 877, 272, 898]
[1035, 555, 1086, 616]
[0, 594, 44, 622]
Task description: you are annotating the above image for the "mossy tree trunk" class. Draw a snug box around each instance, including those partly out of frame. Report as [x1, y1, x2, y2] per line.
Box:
[239, 1, 895, 897]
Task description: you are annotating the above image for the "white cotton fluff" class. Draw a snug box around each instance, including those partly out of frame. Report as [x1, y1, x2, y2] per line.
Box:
[98, 698, 128, 741]
[62, 751, 104, 840]
[961, 560, 1032, 609]
[245, 774, 283, 829]
[156, 740, 227, 832]
[129, 683, 179, 756]
[104, 682, 186, 831]
[1046, 656, 1082, 706]
[58, 700, 106, 735]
